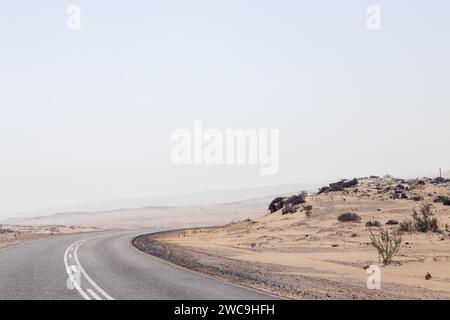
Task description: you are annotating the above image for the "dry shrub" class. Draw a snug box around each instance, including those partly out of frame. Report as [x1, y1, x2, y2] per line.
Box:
[338, 212, 361, 222]
[369, 227, 402, 265]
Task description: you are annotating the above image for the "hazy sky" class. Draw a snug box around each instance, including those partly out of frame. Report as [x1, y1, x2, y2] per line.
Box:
[1, 1, 449, 216]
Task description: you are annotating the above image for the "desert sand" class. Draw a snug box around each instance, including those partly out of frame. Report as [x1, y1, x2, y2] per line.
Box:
[0, 224, 97, 250]
[149, 176, 450, 299]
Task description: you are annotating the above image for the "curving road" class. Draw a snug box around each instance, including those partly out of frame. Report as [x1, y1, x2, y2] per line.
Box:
[0, 229, 273, 300]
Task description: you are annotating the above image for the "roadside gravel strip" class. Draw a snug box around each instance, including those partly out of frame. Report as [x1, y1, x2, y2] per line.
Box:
[132, 230, 418, 300]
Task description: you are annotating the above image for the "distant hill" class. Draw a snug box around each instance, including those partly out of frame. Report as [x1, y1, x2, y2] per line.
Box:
[4, 182, 323, 221]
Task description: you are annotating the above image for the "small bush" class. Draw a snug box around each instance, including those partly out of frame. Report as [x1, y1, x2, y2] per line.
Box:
[302, 205, 313, 217]
[399, 220, 414, 233]
[299, 191, 308, 198]
[338, 212, 361, 222]
[369, 228, 402, 265]
[412, 203, 440, 233]
[366, 220, 381, 227]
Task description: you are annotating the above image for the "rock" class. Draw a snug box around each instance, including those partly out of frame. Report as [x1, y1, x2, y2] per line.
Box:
[385, 220, 399, 225]
[391, 190, 408, 199]
[425, 272, 432, 280]
[410, 194, 423, 202]
[282, 205, 298, 215]
[431, 177, 450, 185]
[434, 196, 450, 206]
[284, 194, 306, 206]
[269, 194, 306, 214]
[369, 175, 380, 179]
[329, 181, 345, 192]
[268, 197, 286, 213]
[317, 178, 359, 194]
[343, 178, 358, 188]
[317, 186, 330, 194]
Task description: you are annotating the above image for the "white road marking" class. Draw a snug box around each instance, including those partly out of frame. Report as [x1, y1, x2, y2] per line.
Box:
[87, 288, 102, 300]
[64, 241, 90, 300]
[64, 239, 114, 300]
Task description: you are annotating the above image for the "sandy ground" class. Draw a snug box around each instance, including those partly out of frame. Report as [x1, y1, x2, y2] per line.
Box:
[0, 225, 98, 250]
[7, 198, 270, 230]
[151, 177, 450, 299]
[1, 198, 270, 249]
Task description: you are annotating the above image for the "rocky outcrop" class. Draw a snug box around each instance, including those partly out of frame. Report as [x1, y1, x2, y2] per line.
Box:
[431, 177, 450, 185]
[434, 196, 450, 206]
[268, 197, 286, 213]
[268, 194, 306, 214]
[318, 178, 358, 194]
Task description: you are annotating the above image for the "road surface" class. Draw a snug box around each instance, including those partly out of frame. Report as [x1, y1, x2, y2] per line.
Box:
[0, 229, 273, 300]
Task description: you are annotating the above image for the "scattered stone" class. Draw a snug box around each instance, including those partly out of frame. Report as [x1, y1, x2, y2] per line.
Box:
[385, 220, 399, 225]
[431, 177, 450, 184]
[425, 272, 432, 280]
[318, 178, 359, 194]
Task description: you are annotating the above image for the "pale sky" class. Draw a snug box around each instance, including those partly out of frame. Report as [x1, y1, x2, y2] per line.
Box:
[1, 1, 449, 216]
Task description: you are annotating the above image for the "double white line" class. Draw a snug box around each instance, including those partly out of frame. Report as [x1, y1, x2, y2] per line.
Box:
[64, 239, 114, 300]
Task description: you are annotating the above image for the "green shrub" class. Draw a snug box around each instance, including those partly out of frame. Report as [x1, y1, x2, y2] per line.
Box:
[412, 203, 440, 233]
[366, 220, 382, 227]
[302, 205, 313, 217]
[399, 220, 414, 233]
[369, 228, 402, 265]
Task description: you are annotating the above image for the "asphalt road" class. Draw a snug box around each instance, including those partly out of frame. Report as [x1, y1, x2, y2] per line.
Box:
[0, 229, 273, 300]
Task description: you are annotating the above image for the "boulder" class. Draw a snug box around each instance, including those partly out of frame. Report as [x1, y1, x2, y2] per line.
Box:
[284, 195, 306, 206]
[282, 205, 298, 215]
[317, 186, 330, 194]
[385, 220, 399, 225]
[268, 197, 286, 213]
[431, 177, 450, 184]
[434, 196, 450, 206]
[269, 194, 306, 213]
[329, 181, 345, 192]
[392, 190, 408, 199]
[343, 178, 358, 188]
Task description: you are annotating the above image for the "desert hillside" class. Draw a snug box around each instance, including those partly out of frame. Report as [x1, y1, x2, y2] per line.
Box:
[5, 198, 271, 230]
[154, 176, 450, 299]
